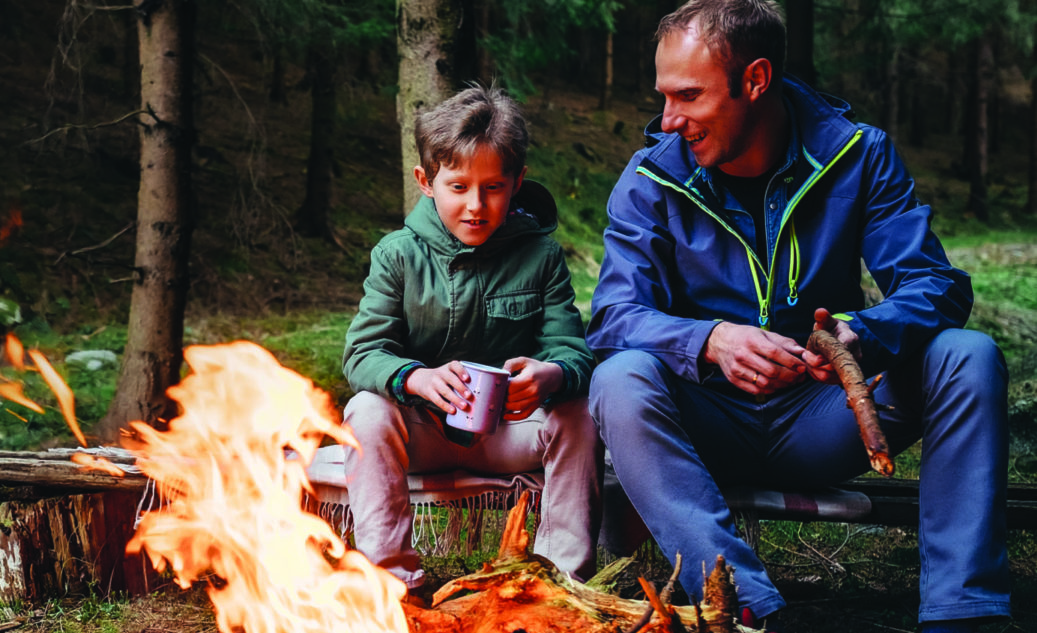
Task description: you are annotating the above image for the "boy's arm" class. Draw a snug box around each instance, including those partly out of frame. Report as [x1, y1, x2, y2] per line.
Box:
[531, 242, 595, 400]
[343, 243, 425, 400]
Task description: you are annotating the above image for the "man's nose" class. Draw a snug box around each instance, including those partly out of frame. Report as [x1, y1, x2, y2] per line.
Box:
[660, 101, 684, 134]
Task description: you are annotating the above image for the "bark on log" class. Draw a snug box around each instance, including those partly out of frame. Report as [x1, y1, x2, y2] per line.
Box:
[0, 491, 157, 603]
[404, 491, 762, 633]
[0, 451, 146, 500]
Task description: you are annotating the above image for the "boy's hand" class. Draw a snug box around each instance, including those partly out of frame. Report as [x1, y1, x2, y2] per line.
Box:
[404, 361, 473, 415]
[501, 357, 563, 421]
[802, 307, 861, 384]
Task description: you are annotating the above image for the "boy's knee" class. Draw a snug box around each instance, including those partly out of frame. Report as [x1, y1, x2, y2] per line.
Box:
[545, 397, 598, 437]
[343, 391, 406, 443]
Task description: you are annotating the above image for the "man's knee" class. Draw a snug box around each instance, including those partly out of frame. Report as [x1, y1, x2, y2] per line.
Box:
[925, 329, 1007, 377]
[590, 350, 669, 431]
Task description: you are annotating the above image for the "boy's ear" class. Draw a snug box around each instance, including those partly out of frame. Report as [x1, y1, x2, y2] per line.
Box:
[513, 165, 528, 194]
[414, 166, 434, 197]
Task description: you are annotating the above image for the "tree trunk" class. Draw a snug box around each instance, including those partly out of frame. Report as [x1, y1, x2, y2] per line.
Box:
[785, 0, 816, 87]
[598, 30, 613, 110]
[909, 51, 926, 148]
[965, 35, 993, 222]
[269, 42, 287, 104]
[396, 0, 460, 216]
[1028, 63, 1037, 215]
[296, 45, 336, 239]
[882, 46, 900, 143]
[99, 0, 196, 443]
[475, 0, 493, 85]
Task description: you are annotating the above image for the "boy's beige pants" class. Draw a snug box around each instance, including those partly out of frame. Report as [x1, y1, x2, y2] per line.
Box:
[341, 391, 603, 588]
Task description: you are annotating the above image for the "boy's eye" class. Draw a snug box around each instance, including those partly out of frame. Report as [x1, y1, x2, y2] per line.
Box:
[449, 183, 467, 192]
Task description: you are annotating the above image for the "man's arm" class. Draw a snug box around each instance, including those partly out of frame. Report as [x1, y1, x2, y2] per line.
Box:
[836, 128, 973, 376]
[586, 161, 722, 383]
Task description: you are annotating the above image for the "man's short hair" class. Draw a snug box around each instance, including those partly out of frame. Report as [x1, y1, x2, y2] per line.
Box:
[656, 0, 786, 98]
[414, 85, 529, 183]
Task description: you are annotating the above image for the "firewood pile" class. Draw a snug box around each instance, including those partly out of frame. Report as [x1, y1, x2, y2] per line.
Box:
[403, 491, 763, 633]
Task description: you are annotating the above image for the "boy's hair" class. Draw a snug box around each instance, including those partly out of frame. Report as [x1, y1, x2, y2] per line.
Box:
[656, 0, 785, 98]
[414, 85, 529, 183]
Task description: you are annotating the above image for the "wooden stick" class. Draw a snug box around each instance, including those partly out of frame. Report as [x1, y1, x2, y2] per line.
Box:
[806, 329, 895, 477]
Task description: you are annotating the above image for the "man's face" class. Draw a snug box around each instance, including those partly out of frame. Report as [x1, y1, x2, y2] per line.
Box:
[655, 26, 756, 173]
[415, 145, 526, 247]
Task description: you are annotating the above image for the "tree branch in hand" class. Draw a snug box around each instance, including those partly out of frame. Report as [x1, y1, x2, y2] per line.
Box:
[806, 329, 895, 477]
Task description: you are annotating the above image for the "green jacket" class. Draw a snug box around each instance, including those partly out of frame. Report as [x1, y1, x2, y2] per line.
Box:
[343, 180, 594, 404]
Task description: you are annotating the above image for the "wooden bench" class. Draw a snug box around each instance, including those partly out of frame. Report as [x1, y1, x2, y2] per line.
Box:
[599, 470, 1037, 557]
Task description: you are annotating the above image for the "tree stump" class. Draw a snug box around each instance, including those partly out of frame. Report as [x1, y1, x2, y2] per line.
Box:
[0, 490, 157, 603]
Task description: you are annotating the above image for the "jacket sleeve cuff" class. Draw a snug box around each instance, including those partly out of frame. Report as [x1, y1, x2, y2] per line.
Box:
[545, 360, 575, 404]
[389, 361, 425, 404]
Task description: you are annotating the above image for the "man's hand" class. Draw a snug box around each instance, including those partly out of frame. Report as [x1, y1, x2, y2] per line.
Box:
[802, 307, 861, 384]
[703, 322, 808, 395]
[501, 357, 563, 420]
[404, 361, 473, 415]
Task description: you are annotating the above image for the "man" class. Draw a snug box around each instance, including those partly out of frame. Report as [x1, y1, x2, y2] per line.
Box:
[586, 1, 1010, 632]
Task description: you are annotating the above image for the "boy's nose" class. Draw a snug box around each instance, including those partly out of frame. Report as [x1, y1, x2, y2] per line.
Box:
[465, 191, 485, 211]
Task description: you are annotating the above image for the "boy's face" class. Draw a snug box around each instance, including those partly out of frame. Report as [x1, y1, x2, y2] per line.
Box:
[414, 145, 526, 247]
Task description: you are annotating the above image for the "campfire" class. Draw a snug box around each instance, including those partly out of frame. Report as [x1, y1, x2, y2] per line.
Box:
[123, 341, 409, 633]
[5, 335, 788, 632]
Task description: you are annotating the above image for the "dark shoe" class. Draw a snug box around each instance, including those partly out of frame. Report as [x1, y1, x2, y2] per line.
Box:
[920, 620, 980, 633]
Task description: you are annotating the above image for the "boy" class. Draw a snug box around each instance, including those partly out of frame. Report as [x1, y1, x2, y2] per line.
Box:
[337, 85, 602, 599]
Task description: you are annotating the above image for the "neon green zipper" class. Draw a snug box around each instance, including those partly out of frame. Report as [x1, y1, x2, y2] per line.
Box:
[635, 129, 862, 330]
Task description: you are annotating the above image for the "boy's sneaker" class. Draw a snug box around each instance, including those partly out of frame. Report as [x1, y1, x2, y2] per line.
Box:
[739, 607, 785, 633]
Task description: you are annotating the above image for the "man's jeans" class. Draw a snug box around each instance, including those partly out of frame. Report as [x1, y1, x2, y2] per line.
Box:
[342, 391, 603, 588]
[590, 329, 1010, 624]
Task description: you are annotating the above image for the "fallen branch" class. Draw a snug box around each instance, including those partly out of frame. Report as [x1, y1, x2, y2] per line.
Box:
[625, 553, 683, 633]
[806, 329, 895, 477]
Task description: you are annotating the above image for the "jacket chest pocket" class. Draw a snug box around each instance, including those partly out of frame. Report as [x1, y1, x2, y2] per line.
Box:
[485, 291, 543, 351]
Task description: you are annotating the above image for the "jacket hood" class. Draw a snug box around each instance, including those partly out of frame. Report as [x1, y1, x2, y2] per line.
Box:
[404, 179, 558, 257]
[640, 75, 859, 182]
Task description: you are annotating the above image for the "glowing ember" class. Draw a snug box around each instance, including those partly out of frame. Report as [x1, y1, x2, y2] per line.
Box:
[125, 341, 408, 633]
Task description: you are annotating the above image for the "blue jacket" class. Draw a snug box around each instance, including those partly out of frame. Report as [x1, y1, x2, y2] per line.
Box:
[586, 76, 972, 382]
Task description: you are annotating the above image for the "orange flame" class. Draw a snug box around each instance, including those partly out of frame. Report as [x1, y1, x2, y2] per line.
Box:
[70, 451, 126, 477]
[4, 333, 25, 370]
[125, 341, 407, 633]
[0, 205, 22, 248]
[27, 349, 86, 447]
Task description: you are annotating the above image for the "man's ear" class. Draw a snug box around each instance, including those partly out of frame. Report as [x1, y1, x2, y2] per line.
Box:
[743, 58, 773, 101]
[414, 166, 434, 197]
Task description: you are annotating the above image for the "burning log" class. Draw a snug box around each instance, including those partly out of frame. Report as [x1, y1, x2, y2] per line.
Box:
[404, 491, 762, 633]
[806, 328, 895, 477]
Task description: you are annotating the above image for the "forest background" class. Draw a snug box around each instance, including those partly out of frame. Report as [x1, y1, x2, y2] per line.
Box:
[1, 0, 1037, 630]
